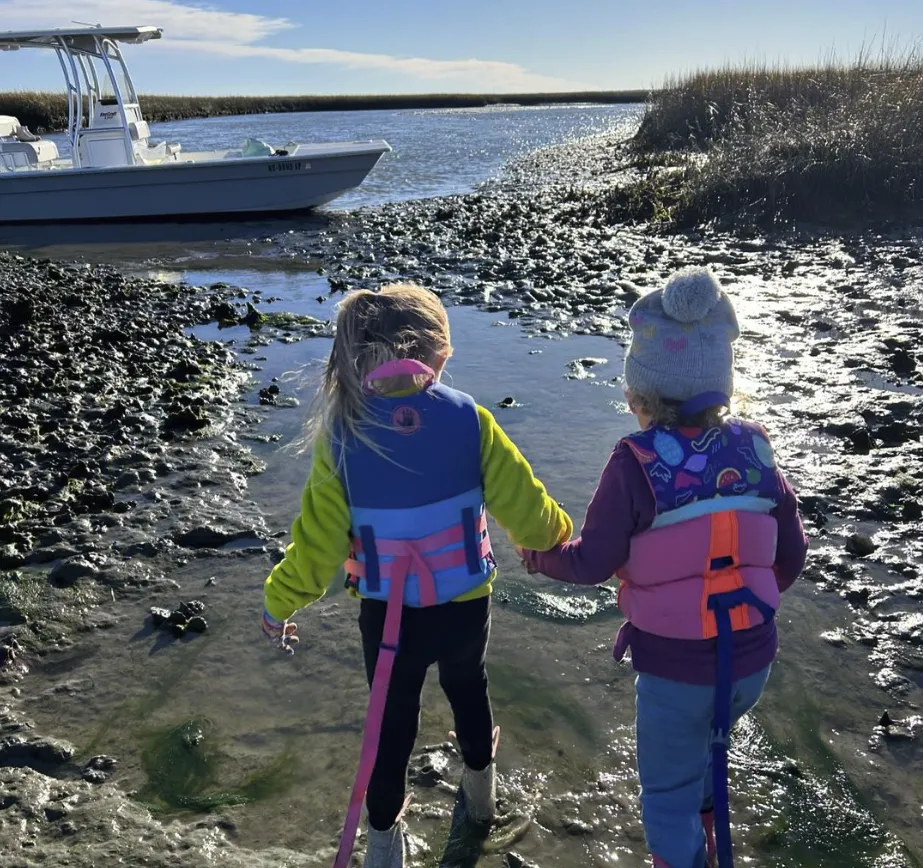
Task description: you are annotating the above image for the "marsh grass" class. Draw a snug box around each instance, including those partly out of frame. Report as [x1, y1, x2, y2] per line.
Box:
[0, 90, 648, 134]
[614, 50, 923, 228]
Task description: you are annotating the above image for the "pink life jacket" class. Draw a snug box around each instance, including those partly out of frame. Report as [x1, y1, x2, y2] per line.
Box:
[616, 418, 783, 643]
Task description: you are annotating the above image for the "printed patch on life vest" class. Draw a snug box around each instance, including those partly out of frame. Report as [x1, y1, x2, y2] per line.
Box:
[391, 405, 421, 435]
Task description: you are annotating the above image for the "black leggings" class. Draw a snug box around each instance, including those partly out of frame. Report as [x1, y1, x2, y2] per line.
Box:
[358, 595, 494, 831]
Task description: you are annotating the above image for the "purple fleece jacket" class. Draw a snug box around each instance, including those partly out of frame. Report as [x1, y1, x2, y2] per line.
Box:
[522, 441, 809, 685]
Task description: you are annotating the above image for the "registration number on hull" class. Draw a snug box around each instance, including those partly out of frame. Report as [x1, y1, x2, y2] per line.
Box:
[268, 162, 310, 173]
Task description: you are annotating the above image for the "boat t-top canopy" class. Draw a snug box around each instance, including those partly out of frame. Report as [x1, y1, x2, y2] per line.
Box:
[0, 26, 162, 53]
[0, 26, 164, 169]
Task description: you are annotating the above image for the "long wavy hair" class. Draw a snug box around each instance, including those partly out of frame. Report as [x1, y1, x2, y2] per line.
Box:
[305, 283, 452, 456]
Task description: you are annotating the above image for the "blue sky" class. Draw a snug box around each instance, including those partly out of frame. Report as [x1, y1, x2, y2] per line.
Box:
[1, 0, 921, 95]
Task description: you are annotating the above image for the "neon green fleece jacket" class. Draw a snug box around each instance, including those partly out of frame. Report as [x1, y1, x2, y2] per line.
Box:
[263, 405, 572, 622]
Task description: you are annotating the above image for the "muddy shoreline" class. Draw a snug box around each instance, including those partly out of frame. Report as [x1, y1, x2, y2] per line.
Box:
[0, 255, 334, 865]
[1, 131, 922, 866]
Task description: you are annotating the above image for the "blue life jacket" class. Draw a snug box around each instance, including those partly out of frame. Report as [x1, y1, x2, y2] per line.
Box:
[334, 383, 494, 607]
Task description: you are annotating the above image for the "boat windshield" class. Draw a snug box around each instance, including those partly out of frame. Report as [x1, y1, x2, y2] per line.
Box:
[98, 39, 137, 105]
[99, 62, 131, 105]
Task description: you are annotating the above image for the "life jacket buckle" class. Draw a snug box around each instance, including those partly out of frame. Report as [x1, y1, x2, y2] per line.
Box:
[709, 554, 737, 573]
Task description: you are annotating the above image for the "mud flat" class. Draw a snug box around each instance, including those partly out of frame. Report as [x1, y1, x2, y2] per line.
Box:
[0, 128, 921, 867]
[0, 253, 332, 865]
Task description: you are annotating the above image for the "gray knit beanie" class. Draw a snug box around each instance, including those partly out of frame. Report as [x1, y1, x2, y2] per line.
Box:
[623, 267, 739, 403]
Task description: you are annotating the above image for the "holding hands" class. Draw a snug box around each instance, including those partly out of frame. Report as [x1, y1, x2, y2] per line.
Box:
[513, 544, 537, 574]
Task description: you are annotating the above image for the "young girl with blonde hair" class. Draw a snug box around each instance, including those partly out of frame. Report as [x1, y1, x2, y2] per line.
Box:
[261, 283, 572, 868]
[520, 267, 808, 868]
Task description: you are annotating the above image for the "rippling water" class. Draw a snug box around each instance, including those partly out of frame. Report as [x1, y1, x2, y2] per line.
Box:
[151, 104, 642, 208]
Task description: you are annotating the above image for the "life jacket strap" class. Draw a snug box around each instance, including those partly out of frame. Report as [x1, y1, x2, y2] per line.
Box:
[350, 510, 487, 557]
[333, 520, 412, 868]
[700, 507, 778, 868]
[707, 586, 776, 868]
[701, 511, 750, 639]
[346, 535, 491, 586]
[346, 510, 490, 603]
[333, 508, 431, 868]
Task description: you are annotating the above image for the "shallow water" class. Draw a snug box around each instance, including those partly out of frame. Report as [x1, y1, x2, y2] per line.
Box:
[1, 103, 641, 254]
[19, 270, 917, 866]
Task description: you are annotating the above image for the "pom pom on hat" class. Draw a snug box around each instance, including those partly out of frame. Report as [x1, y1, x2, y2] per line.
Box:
[661, 267, 722, 323]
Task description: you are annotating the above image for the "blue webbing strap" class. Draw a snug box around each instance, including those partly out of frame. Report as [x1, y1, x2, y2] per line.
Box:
[707, 587, 776, 868]
[359, 525, 380, 592]
[461, 506, 481, 575]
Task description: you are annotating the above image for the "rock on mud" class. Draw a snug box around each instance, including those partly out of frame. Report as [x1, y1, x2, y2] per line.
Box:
[148, 600, 209, 640]
[0, 734, 75, 771]
[846, 533, 878, 557]
[173, 526, 252, 549]
[408, 745, 452, 787]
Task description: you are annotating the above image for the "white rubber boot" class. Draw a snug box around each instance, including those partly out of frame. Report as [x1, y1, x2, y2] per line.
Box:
[459, 725, 500, 825]
[461, 762, 496, 824]
[362, 822, 405, 868]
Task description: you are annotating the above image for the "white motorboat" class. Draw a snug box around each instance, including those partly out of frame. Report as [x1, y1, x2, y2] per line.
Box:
[0, 26, 391, 223]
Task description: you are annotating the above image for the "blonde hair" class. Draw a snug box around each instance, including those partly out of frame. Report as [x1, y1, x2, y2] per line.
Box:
[306, 283, 451, 454]
[625, 388, 729, 429]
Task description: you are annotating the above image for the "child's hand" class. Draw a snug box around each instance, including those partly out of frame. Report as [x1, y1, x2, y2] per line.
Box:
[513, 545, 537, 575]
[261, 610, 299, 655]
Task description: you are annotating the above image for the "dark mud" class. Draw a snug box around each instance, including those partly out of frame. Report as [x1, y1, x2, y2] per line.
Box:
[0, 254, 335, 863]
[0, 129, 921, 865]
[0, 255, 263, 651]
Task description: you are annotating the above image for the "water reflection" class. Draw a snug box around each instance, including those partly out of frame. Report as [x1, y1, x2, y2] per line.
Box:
[0, 213, 330, 263]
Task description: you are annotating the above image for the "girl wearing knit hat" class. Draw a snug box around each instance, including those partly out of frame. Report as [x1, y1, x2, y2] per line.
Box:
[519, 267, 808, 868]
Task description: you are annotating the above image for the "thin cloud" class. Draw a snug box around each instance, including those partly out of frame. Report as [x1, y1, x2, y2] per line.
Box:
[0, 0, 293, 44]
[0, 0, 589, 91]
[161, 39, 590, 90]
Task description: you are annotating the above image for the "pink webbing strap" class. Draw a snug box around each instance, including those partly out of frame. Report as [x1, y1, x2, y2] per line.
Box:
[345, 536, 491, 589]
[350, 511, 488, 556]
[363, 359, 435, 392]
[332, 543, 438, 868]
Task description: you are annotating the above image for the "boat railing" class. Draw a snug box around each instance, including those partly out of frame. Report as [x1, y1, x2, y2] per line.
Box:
[94, 37, 137, 167]
[49, 32, 142, 168]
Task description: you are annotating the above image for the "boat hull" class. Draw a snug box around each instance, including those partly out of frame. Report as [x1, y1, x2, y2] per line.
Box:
[0, 146, 388, 224]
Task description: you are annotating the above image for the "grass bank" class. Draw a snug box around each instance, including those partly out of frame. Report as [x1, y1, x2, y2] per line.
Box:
[0, 90, 648, 134]
[604, 56, 923, 230]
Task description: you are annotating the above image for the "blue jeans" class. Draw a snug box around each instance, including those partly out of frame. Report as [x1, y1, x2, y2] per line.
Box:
[635, 666, 771, 868]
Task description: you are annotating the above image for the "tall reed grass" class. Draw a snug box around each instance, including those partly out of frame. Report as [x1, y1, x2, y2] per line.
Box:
[0, 90, 648, 134]
[617, 52, 923, 228]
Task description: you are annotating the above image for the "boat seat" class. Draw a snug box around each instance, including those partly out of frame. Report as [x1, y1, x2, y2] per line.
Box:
[14, 125, 41, 143]
[0, 115, 21, 138]
[0, 139, 59, 168]
[77, 128, 134, 167]
[129, 120, 151, 142]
